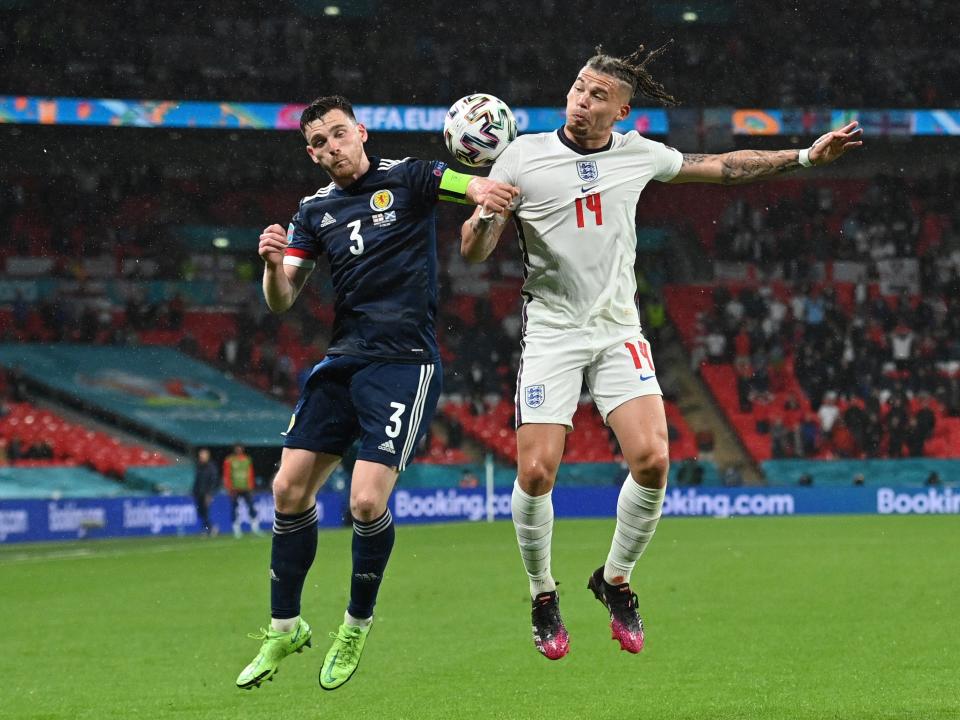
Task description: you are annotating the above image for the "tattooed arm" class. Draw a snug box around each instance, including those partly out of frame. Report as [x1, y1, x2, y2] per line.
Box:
[461, 206, 512, 263]
[668, 122, 863, 185]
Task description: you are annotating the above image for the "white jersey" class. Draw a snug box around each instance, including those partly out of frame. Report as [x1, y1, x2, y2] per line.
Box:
[489, 128, 682, 330]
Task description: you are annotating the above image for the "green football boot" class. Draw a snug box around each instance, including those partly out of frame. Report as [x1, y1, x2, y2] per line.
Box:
[236, 617, 312, 689]
[318, 622, 372, 691]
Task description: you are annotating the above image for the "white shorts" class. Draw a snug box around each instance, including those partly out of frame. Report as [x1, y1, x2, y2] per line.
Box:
[515, 324, 662, 429]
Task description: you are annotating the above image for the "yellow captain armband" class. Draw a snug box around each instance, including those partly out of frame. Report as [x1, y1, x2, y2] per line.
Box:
[438, 168, 474, 204]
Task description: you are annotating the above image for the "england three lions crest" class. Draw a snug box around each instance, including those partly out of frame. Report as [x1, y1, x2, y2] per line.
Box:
[525, 384, 545, 408]
[576, 160, 599, 182]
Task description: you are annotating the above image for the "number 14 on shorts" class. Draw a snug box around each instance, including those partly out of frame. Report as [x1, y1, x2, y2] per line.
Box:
[625, 339, 656, 378]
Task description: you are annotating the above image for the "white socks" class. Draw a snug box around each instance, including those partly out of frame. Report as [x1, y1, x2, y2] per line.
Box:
[603, 476, 665, 586]
[271, 616, 299, 633]
[511, 479, 556, 597]
[344, 611, 373, 628]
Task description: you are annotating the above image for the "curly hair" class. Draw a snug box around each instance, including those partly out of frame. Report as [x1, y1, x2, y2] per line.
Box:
[585, 42, 679, 106]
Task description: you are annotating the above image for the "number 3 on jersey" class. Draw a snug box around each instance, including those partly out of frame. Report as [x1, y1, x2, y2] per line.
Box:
[575, 193, 603, 228]
[347, 219, 364, 255]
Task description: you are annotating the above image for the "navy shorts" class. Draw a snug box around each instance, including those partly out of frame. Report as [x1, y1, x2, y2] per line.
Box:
[283, 355, 442, 471]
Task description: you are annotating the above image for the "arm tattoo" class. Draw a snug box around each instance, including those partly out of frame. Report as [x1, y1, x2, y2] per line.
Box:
[681, 153, 709, 165]
[718, 149, 801, 185]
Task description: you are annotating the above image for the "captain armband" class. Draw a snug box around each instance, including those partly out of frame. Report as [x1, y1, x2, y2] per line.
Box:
[438, 169, 474, 204]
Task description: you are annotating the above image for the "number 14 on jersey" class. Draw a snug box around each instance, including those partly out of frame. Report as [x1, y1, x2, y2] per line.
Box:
[575, 193, 603, 228]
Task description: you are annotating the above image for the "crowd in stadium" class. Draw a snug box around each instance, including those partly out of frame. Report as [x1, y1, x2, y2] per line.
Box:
[3, 1, 958, 108]
[671, 165, 958, 459]
[4, 146, 958, 463]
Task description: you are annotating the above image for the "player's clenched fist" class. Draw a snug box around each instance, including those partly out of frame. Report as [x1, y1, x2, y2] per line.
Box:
[465, 177, 520, 215]
[259, 223, 288, 267]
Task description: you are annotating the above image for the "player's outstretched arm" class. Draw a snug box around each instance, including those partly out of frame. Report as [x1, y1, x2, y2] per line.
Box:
[259, 223, 312, 313]
[669, 121, 863, 185]
[461, 205, 512, 264]
[459, 176, 518, 263]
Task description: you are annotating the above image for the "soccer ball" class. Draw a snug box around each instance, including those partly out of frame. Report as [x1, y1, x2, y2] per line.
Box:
[443, 93, 517, 167]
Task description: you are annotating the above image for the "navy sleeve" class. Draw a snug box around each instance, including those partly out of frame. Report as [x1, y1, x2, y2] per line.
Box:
[401, 158, 447, 207]
[283, 205, 322, 270]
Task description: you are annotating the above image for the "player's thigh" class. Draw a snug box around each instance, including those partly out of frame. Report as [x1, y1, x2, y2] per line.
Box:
[349, 459, 400, 521]
[516, 423, 567, 495]
[273, 448, 342, 513]
[606, 395, 670, 487]
[283, 355, 362, 458]
[515, 327, 589, 430]
[351, 359, 442, 472]
[587, 332, 662, 424]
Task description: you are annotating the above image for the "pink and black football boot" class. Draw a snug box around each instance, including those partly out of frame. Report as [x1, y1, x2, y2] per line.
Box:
[531, 590, 570, 660]
[587, 567, 645, 653]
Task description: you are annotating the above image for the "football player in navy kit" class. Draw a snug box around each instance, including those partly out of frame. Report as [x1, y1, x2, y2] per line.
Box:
[236, 95, 517, 691]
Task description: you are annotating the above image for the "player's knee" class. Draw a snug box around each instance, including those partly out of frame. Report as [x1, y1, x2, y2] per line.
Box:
[517, 456, 559, 495]
[349, 493, 384, 522]
[626, 443, 670, 487]
[272, 472, 307, 512]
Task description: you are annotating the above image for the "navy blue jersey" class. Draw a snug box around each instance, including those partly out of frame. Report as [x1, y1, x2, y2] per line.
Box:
[284, 156, 447, 363]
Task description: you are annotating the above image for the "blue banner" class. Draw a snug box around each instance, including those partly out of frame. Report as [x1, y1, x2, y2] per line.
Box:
[0, 493, 346, 544]
[0, 96, 668, 135]
[388, 485, 960, 524]
[5, 485, 958, 543]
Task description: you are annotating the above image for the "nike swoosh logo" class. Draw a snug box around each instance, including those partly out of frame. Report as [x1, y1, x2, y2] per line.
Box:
[581, 185, 599, 193]
[638, 374, 656, 381]
[323, 652, 338, 683]
[291, 626, 301, 643]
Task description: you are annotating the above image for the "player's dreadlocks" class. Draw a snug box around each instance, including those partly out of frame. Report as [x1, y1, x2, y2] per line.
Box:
[586, 42, 679, 106]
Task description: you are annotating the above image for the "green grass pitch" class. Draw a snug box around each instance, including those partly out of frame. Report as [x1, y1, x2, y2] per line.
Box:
[2, 515, 958, 720]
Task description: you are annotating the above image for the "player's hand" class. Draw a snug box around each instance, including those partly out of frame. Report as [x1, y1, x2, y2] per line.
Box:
[808, 121, 863, 166]
[259, 223, 288, 267]
[465, 177, 519, 215]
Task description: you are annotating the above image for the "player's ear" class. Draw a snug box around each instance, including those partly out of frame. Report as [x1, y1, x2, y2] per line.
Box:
[356, 123, 369, 143]
[305, 144, 321, 165]
[616, 103, 631, 122]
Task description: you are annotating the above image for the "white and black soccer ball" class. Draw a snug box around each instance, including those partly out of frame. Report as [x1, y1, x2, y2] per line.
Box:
[443, 93, 517, 167]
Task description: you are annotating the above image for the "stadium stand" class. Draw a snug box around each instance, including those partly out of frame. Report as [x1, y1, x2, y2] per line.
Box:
[3, 1, 958, 107]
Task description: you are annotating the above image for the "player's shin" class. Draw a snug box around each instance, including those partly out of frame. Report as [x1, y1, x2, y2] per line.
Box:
[270, 505, 319, 630]
[347, 509, 395, 622]
[603, 476, 665, 585]
[511, 479, 556, 597]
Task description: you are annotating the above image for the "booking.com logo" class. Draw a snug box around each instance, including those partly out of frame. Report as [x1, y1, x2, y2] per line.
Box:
[662, 489, 795, 518]
[876, 487, 960, 515]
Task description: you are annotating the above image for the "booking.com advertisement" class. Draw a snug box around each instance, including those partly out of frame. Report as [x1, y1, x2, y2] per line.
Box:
[2, 486, 958, 544]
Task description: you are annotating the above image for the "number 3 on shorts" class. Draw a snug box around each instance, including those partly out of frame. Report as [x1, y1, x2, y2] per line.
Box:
[385, 402, 406, 438]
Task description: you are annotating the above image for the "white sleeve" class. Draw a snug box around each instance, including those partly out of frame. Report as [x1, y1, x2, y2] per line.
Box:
[648, 139, 683, 182]
[488, 138, 521, 187]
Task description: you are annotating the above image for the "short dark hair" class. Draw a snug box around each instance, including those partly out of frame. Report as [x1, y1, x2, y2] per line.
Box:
[299, 95, 357, 136]
[585, 42, 679, 107]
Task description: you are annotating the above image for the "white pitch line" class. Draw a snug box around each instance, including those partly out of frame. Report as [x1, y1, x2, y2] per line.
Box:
[0, 538, 243, 565]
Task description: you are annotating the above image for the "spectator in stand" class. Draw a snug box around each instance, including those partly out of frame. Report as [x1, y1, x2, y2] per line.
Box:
[890, 323, 915, 372]
[915, 394, 937, 444]
[770, 416, 792, 458]
[799, 413, 819, 457]
[192, 448, 220, 536]
[0, 437, 8, 466]
[705, 328, 727, 364]
[904, 416, 927, 457]
[223, 444, 262, 538]
[830, 418, 858, 458]
[817, 391, 841, 436]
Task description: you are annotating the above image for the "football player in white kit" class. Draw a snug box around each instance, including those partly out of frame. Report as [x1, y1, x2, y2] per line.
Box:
[460, 44, 862, 660]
